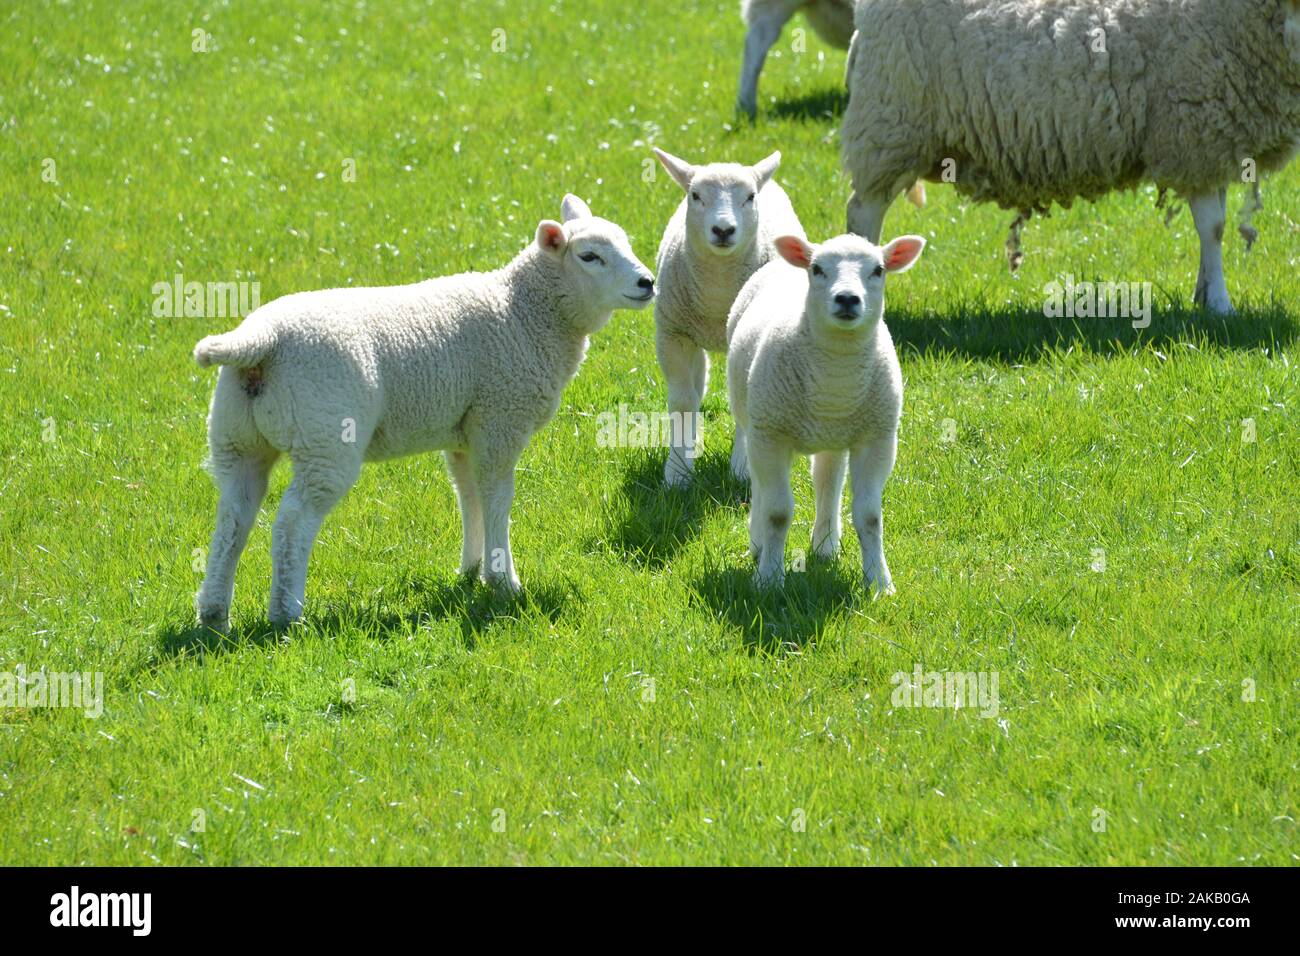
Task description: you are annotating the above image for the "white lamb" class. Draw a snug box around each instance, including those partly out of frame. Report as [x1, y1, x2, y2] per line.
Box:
[738, 0, 856, 118]
[192, 195, 655, 632]
[841, 0, 1300, 313]
[726, 231, 925, 594]
[651, 146, 805, 487]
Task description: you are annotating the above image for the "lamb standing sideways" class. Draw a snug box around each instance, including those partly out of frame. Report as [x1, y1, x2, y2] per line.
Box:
[727, 232, 925, 593]
[192, 195, 655, 632]
[842, 0, 1300, 313]
[652, 146, 805, 487]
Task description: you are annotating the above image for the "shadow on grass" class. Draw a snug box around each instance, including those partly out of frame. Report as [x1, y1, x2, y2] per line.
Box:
[153, 574, 575, 661]
[689, 556, 865, 653]
[596, 448, 748, 570]
[888, 303, 1298, 363]
[762, 87, 848, 123]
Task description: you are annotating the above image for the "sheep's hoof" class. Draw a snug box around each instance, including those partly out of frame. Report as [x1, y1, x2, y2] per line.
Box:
[813, 535, 841, 561]
[483, 572, 522, 596]
[865, 574, 895, 599]
[735, 98, 757, 121]
[663, 462, 694, 489]
[196, 608, 230, 636]
[753, 566, 784, 590]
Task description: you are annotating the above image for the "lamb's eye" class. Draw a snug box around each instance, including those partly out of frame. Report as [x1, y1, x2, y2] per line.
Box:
[872, 265, 884, 278]
[745, 192, 756, 204]
[811, 264, 825, 277]
[579, 252, 603, 264]
[691, 191, 701, 202]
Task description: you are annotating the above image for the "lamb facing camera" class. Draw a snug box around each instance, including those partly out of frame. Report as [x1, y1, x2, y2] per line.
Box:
[192, 194, 655, 632]
[726, 231, 925, 594]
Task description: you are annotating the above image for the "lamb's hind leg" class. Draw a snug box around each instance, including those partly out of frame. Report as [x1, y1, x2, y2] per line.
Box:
[445, 449, 484, 575]
[195, 452, 276, 633]
[268, 455, 360, 627]
[1189, 190, 1235, 314]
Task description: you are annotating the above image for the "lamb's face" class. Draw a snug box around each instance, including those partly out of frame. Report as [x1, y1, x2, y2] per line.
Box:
[773, 233, 926, 335]
[653, 148, 781, 258]
[536, 195, 655, 322]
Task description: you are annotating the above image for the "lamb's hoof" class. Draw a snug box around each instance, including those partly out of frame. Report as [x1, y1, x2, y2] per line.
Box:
[663, 463, 693, 489]
[754, 567, 785, 590]
[812, 531, 840, 561]
[483, 571, 522, 596]
[736, 98, 757, 121]
[865, 574, 895, 599]
[729, 456, 749, 483]
[196, 608, 230, 635]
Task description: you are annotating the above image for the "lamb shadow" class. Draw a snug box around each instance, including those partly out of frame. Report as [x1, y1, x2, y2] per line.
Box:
[597, 449, 747, 570]
[689, 557, 863, 653]
[888, 302, 1299, 363]
[153, 574, 575, 661]
[763, 87, 848, 123]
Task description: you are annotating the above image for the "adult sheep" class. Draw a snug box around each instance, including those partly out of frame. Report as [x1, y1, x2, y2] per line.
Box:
[192, 195, 655, 632]
[841, 0, 1300, 313]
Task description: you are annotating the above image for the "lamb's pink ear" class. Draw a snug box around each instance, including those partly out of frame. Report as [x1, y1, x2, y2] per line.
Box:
[653, 147, 695, 192]
[536, 220, 567, 257]
[773, 235, 814, 269]
[881, 235, 926, 273]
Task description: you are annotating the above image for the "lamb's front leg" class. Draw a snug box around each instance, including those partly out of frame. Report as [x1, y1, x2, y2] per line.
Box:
[471, 438, 525, 594]
[1189, 190, 1235, 314]
[445, 449, 484, 575]
[657, 330, 708, 488]
[747, 433, 794, 588]
[850, 431, 898, 598]
[811, 450, 848, 559]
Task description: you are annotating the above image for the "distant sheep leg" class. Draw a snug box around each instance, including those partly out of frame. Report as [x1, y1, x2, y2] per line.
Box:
[846, 191, 892, 243]
[811, 450, 848, 559]
[850, 432, 897, 597]
[738, 6, 791, 118]
[1190, 190, 1235, 314]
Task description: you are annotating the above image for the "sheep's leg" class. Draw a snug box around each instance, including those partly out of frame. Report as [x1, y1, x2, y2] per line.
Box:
[846, 191, 892, 243]
[850, 431, 898, 598]
[747, 434, 795, 588]
[268, 458, 359, 627]
[195, 453, 275, 633]
[657, 330, 707, 488]
[445, 449, 484, 575]
[476, 466, 521, 594]
[811, 450, 848, 559]
[737, 5, 790, 118]
[730, 422, 750, 482]
[1190, 190, 1235, 314]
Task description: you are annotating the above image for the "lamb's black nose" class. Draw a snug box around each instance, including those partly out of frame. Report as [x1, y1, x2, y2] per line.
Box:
[834, 293, 861, 308]
[712, 225, 736, 239]
[638, 276, 654, 290]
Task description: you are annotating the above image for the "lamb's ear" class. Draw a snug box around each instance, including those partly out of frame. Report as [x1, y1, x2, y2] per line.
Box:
[881, 235, 926, 273]
[773, 235, 814, 269]
[536, 220, 567, 257]
[653, 147, 695, 191]
[561, 194, 592, 222]
[751, 151, 781, 190]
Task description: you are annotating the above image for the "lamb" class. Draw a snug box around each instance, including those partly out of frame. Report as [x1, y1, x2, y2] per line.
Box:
[841, 0, 1300, 313]
[191, 195, 655, 632]
[651, 146, 806, 487]
[738, 0, 856, 118]
[726, 231, 925, 593]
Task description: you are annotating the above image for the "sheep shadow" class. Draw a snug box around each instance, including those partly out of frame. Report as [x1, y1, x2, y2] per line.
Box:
[689, 557, 864, 653]
[761, 87, 848, 124]
[597, 448, 748, 570]
[888, 302, 1299, 362]
[153, 574, 574, 660]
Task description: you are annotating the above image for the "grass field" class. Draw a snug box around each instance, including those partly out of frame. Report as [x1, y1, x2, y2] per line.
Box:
[1, 0, 1298, 865]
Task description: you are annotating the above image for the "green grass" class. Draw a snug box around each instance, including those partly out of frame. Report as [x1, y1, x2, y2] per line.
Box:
[1, 0, 1298, 865]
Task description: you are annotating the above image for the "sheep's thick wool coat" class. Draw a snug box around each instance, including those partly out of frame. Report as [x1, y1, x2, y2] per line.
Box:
[842, 0, 1300, 210]
[655, 180, 805, 353]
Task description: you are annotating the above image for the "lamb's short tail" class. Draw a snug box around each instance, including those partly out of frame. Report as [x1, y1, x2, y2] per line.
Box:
[193, 324, 275, 368]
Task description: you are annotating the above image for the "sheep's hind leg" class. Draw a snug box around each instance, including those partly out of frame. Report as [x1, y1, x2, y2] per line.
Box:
[730, 422, 750, 482]
[1190, 190, 1235, 314]
[850, 431, 898, 598]
[195, 452, 276, 633]
[811, 450, 848, 560]
[747, 435, 794, 588]
[657, 330, 707, 488]
[268, 456, 360, 627]
[737, 4, 790, 118]
[445, 449, 484, 576]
